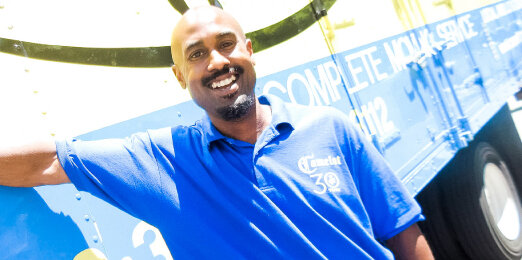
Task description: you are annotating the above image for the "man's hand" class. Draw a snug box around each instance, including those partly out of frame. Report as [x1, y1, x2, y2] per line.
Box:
[0, 140, 70, 187]
[386, 223, 434, 260]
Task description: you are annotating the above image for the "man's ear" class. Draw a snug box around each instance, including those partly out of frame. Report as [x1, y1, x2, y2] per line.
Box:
[171, 65, 187, 89]
[245, 39, 255, 66]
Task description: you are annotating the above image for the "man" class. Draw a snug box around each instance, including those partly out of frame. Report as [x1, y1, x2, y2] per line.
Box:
[0, 6, 433, 259]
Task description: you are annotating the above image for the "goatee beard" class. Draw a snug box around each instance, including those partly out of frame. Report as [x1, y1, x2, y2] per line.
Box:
[216, 93, 255, 121]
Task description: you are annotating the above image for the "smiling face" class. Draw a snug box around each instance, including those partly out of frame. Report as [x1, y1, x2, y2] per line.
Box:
[171, 6, 257, 122]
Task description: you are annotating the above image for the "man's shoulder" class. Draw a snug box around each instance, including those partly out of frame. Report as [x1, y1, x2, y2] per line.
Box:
[147, 124, 203, 143]
[129, 125, 205, 159]
[275, 101, 363, 142]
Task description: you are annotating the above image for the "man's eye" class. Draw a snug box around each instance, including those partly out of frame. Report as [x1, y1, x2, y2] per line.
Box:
[189, 50, 205, 60]
[221, 41, 235, 49]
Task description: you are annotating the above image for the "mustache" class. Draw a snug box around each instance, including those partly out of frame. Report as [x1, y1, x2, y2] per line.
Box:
[202, 66, 243, 87]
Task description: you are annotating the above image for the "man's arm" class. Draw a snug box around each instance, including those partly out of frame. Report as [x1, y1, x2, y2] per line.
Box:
[386, 223, 434, 260]
[0, 140, 70, 187]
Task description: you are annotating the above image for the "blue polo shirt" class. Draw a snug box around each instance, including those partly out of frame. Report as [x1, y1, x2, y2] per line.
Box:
[56, 95, 423, 259]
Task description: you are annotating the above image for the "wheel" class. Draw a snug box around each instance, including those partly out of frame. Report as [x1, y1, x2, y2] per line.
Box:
[441, 142, 522, 260]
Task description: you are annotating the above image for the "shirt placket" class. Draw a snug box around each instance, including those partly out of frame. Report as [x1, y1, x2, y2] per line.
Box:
[221, 138, 258, 184]
[252, 125, 279, 190]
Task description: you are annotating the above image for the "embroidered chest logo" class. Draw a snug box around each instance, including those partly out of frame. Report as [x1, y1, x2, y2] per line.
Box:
[297, 155, 342, 194]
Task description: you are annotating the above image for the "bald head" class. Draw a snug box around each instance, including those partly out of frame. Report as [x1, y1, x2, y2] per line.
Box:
[171, 6, 247, 66]
[168, 5, 257, 122]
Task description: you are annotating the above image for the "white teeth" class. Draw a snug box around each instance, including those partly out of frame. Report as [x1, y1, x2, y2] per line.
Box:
[211, 75, 236, 89]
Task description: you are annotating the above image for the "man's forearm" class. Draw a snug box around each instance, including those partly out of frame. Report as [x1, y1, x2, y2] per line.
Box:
[0, 140, 69, 187]
[386, 224, 434, 260]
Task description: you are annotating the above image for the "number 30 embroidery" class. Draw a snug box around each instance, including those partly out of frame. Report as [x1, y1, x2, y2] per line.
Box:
[310, 172, 341, 194]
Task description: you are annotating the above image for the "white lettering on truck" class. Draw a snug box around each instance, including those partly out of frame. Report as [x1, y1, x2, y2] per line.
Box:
[349, 96, 396, 141]
[263, 60, 342, 106]
[344, 46, 389, 93]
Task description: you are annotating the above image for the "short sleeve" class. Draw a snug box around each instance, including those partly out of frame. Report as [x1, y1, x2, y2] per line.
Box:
[342, 119, 424, 241]
[55, 132, 164, 220]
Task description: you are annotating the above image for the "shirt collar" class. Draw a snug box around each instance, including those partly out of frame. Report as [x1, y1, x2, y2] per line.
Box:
[196, 115, 226, 147]
[197, 94, 295, 148]
[260, 94, 294, 133]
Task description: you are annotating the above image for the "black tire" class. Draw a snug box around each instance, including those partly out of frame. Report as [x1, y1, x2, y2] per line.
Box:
[441, 142, 522, 260]
[417, 174, 470, 260]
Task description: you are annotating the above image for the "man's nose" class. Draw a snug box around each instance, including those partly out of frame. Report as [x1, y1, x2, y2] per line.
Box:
[207, 50, 230, 71]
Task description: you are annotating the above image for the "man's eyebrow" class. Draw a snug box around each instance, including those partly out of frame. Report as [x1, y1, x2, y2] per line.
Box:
[185, 31, 237, 49]
[184, 40, 203, 54]
[216, 31, 236, 39]
[183, 31, 238, 55]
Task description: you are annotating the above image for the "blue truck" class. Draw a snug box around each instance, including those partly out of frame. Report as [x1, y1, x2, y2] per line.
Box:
[0, 0, 521, 259]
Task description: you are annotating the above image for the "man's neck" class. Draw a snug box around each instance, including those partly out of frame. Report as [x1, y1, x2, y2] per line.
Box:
[210, 99, 272, 144]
